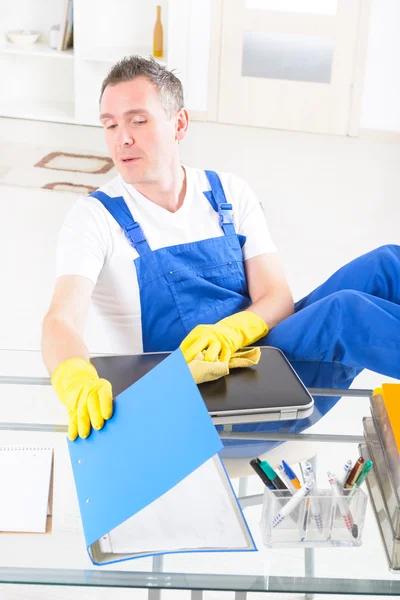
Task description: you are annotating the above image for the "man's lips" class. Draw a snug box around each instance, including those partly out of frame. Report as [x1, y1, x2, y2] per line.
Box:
[120, 157, 141, 163]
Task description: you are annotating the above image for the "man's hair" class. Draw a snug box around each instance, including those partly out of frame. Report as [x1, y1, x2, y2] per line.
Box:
[100, 55, 184, 119]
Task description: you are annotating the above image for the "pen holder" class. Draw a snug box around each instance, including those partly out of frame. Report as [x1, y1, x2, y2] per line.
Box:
[260, 488, 368, 548]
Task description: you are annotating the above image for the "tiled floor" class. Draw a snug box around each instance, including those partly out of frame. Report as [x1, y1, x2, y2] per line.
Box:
[0, 117, 399, 599]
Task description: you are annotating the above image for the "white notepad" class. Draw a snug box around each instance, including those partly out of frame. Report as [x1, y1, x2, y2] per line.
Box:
[0, 446, 53, 533]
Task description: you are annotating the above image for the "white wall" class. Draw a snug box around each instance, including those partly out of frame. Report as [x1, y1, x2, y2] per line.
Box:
[360, 0, 400, 132]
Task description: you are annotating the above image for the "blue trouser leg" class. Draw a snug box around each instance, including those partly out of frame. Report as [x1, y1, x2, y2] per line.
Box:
[295, 244, 400, 311]
[268, 244, 400, 378]
[221, 245, 400, 458]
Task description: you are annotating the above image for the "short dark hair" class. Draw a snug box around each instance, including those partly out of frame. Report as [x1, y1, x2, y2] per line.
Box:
[100, 55, 184, 119]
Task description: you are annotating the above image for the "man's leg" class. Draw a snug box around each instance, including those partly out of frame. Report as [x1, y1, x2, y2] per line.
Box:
[295, 244, 400, 312]
[225, 246, 400, 457]
[267, 289, 400, 380]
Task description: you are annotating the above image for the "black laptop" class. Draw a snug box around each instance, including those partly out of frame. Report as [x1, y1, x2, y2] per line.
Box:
[92, 346, 314, 425]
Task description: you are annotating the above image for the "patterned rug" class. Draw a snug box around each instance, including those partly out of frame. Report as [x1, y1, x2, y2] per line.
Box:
[0, 143, 116, 195]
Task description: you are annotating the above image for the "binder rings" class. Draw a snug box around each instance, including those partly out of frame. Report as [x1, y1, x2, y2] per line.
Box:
[68, 349, 256, 565]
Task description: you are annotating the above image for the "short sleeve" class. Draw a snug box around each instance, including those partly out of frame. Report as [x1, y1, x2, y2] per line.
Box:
[56, 197, 112, 285]
[220, 173, 277, 261]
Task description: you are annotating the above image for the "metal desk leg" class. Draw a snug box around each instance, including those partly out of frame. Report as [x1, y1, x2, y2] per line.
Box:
[191, 591, 203, 600]
[238, 476, 249, 499]
[305, 547, 315, 600]
[235, 593, 247, 599]
[149, 554, 163, 600]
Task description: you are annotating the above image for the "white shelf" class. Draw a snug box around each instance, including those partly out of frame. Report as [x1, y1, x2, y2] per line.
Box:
[78, 46, 167, 65]
[0, 98, 75, 123]
[0, 42, 74, 59]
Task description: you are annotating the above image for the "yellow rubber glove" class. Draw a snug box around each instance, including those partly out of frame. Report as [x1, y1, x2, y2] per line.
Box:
[51, 358, 113, 441]
[180, 311, 268, 365]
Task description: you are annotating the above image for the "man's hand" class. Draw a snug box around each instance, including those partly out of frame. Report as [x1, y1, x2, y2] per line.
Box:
[180, 310, 268, 365]
[51, 358, 113, 441]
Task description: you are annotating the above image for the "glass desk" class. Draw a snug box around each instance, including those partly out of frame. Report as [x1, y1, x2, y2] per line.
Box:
[0, 356, 398, 598]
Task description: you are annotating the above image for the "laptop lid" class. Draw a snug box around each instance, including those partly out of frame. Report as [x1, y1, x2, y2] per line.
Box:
[92, 347, 313, 419]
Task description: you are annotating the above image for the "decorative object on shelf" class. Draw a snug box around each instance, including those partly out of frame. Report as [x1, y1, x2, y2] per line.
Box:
[49, 25, 60, 50]
[59, 0, 74, 51]
[5, 30, 41, 45]
[153, 5, 163, 58]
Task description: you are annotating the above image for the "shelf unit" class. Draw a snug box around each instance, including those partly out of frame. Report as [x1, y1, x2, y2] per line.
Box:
[0, 0, 216, 126]
[0, 42, 74, 59]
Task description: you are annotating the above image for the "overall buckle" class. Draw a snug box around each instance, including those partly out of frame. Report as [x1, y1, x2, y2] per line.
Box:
[218, 203, 234, 227]
[123, 222, 146, 246]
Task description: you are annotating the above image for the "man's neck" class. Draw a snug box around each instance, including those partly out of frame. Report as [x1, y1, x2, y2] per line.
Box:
[133, 164, 186, 213]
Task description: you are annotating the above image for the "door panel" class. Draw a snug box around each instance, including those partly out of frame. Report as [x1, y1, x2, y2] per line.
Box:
[219, 0, 362, 134]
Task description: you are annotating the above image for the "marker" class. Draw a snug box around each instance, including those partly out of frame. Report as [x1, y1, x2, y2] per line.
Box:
[282, 460, 302, 490]
[344, 457, 365, 489]
[260, 460, 289, 491]
[349, 460, 373, 497]
[272, 483, 311, 528]
[328, 471, 358, 538]
[250, 459, 274, 489]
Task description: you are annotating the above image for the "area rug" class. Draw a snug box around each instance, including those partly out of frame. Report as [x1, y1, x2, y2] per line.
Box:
[0, 143, 117, 195]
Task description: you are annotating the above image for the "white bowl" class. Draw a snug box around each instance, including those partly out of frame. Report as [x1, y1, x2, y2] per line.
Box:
[6, 30, 40, 45]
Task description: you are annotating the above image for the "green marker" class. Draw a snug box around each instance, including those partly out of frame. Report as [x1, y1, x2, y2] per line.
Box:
[350, 460, 373, 496]
[259, 460, 288, 491]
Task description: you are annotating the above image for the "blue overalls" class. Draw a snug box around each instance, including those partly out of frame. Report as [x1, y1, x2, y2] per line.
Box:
[91, 171, 400, 458]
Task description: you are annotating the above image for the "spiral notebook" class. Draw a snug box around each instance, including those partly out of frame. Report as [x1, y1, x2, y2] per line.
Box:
[0, 446, 53, 533]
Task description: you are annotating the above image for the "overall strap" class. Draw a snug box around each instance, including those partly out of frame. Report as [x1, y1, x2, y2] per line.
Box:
[90, 190, 151, 256]
[203, 170, 236, 236]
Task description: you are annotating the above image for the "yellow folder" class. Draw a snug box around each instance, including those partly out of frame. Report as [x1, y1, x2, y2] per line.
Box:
[382, 384, 400, 453]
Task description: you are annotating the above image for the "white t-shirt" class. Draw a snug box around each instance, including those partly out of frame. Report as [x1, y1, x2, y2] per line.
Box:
[56, 167, 276, 354]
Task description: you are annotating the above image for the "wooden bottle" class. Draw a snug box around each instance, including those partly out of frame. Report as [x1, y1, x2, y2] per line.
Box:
[153, 5, 163, 58]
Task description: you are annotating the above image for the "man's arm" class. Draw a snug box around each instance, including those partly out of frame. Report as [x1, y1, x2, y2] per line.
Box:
[244, 253, 294, 330]
[41, 275, 94, 375]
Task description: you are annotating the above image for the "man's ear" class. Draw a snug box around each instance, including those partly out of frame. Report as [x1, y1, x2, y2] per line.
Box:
[176, 108, 189, 142]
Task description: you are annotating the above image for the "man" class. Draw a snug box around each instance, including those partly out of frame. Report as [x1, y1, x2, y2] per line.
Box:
[42, 56, 400, 442]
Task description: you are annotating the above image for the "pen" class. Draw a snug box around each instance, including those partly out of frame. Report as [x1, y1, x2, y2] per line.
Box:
[349, 460, 373, 497]
[339, 459, 353, 486]
[277, 464, 296, 494]
[260, 460, 289, 491]
[282, 460, 302, 490]
[328, 471, 358, 538]
[272, 483, 311, 528]
[250, 459, 275, 489]
[344, 457, 365, 489]
[302, 463, 323, 532]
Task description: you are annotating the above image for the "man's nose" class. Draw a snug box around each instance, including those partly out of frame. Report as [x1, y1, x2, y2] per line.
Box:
[117, 125, 134, 146]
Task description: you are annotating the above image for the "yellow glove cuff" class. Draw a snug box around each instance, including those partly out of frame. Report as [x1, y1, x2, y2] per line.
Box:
[219, 310, 268, 346]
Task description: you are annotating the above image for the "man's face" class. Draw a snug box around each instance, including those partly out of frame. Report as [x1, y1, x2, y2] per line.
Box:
[100, 77, 179, 185]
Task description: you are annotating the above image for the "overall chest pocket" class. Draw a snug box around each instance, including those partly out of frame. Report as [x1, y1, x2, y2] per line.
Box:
[167, 261, 250, 333]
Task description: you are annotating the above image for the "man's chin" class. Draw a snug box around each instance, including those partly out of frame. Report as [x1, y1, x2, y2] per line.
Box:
[119, 167, 148, 186]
